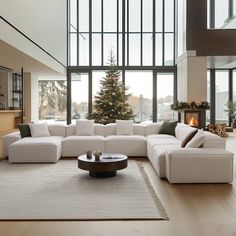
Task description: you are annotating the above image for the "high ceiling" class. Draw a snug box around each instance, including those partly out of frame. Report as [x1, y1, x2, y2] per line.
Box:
[0, 40, 64, 76]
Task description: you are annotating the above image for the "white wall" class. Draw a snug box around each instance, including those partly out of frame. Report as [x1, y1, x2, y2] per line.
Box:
[23, 73, 32, 123]
[0, 0, 67, 66]
[31, 74, 39, 122]
[24, 73, 39, 123]
[0, 71, 9, 108]
[177, 51, 207, 103]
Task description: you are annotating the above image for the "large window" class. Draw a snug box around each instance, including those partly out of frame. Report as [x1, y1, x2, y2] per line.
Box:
[157, 73, 175, 121]
[177, 0, 186, 57]
[125, 71, 153, 122]
[92, 71, 106, 103]
[234, 70, 236, 101]
[71, 73, 89, 121]
[38, 80, 67, 123]
[206, 71, 211, 124]
[215, 71, 229, 124]
[208, 0, 236, 29]
[207, 69, 236, 125]
[67, 0, 177, 123]
[68, 0, 175, 67]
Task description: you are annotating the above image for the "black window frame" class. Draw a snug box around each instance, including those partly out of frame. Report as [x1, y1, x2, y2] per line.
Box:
[67, 0, 177, 124]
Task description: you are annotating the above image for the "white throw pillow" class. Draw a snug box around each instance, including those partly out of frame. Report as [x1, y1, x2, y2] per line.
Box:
[76, 120, 94, 136]
[185, 129, 205, 148]
[29, 123, 50, 137]
[116, 120, 134, 135]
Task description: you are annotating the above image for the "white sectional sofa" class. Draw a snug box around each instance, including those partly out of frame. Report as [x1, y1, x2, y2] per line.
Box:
[2, 122, 234, 183]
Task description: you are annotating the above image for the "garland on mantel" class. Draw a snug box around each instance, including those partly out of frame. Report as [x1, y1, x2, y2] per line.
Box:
[170, 101, 210, 111]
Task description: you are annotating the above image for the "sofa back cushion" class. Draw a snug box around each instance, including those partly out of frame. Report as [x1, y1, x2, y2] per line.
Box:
[94, 124, 106, 136]
[105, 123, 145, 136]
[175, 123, 197, 141]
[105, 123, 116, 136]
[202, 131, 226, 149]
[133, 124, 145, 136]
[76, 120, 94, 136]
[66, 124, 76, 136]
[48, 124, 66, 137]
[144, 122, 163, 136]
[175, 123, 226, 149]
[66, 124, 105, 136]
[116, 120, 134, 135]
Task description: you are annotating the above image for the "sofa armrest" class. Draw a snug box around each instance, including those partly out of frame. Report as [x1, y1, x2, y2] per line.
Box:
[166, 148, 232, 157]
[165, 148, 234, 183]
[2, 132, 21, 157]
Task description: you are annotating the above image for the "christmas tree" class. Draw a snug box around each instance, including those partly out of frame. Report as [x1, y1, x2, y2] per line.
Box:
[87, 51, 135, 124]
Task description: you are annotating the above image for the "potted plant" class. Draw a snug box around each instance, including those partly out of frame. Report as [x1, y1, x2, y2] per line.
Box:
[224, 101, 236, 128]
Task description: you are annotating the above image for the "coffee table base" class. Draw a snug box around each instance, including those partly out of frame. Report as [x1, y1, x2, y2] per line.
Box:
[89, 171, 117, 178]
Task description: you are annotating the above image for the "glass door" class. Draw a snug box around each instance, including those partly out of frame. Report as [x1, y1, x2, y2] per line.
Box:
[156, 73, 176, 121]
[125, 71, 153, 122]
[71, 72, 89, 123]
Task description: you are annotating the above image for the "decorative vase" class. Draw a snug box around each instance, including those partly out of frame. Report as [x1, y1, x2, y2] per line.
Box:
[94, 154, 100, 161]
[86, 151, 92, 159]
[94, 150, 102, 161]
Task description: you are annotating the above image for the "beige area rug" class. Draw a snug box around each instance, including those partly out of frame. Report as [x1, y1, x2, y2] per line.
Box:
[0, 160, 168, 220]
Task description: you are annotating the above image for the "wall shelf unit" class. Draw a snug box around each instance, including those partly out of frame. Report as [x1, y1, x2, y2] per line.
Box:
[11, 68, 24, 124]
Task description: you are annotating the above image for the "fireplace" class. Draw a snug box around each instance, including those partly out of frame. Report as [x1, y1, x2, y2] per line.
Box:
[179, 110, 206, 129]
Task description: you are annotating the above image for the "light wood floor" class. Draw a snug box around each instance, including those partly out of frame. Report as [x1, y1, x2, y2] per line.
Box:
[0, 132, 236, 236]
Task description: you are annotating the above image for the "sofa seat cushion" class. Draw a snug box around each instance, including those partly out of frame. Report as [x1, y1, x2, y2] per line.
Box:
[106, 135, 146, 142]
[148, 144, 181, 178]
[62, 136, 105, 157]
[64, 136, 105, 142]
[147, 136, 181, 147]
[9, 136, 63, 145]
[9, 136, 63, 163]
[105, 135, 147, 156]
[147, 134, 178, 140]
[146, 136, 181, 168]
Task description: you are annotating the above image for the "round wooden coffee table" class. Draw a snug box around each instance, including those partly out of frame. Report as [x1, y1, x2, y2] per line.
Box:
[78, 153, 128, 178]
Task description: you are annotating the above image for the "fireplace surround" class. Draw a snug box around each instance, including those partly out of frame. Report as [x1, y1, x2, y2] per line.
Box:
[178, 110, 206, 129]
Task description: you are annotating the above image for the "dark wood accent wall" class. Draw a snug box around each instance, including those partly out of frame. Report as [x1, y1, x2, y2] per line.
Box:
[186, 0, 236, 57]
[206, 30, 236, 56]
[186, 0, 207, 55]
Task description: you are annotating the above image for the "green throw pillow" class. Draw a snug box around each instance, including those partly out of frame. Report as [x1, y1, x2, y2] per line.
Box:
[159, 121, 178, 136]
[18, 124, 31, 138]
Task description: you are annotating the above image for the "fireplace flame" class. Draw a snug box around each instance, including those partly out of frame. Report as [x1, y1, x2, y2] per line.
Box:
[189, 117, 195, 126]
[188, 117, 199, 127]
